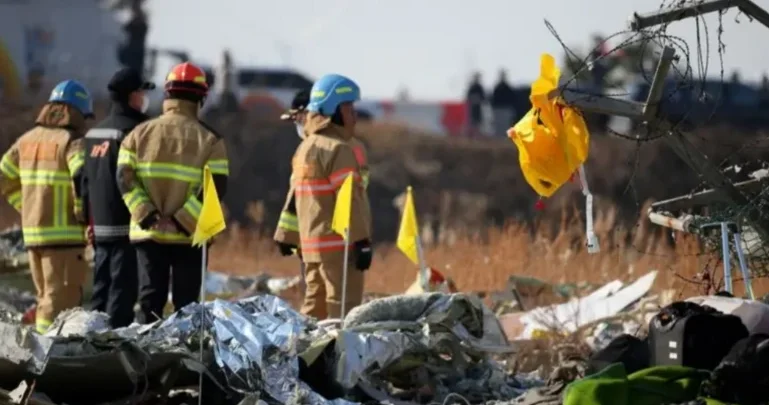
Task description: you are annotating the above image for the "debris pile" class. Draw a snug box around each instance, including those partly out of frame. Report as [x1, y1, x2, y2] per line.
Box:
[0, 227, 25, 272]
[3, 268, 766, 405]
[0, 293, 540, 405]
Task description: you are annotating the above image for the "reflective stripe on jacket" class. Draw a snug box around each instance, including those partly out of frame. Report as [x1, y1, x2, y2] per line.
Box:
[116, 99, 229, 244]
[0, 103, 87, 247]
[273, 175, 301, 246]
[274, 136, 371, 247]
[83, 103, 149, 242]
[292, 113, 371, 262]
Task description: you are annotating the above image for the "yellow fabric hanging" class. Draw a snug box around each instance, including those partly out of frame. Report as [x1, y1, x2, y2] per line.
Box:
[508, 53, 590, 198]
[508, 53, 600, 254]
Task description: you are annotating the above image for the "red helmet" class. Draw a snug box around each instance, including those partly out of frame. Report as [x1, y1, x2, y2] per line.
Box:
[164, 62, 208, 95]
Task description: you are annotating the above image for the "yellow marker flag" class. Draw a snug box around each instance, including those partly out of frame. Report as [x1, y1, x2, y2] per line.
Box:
[331, 172, 354, 240]
[192, 165, 226, 247]
[396, 186, 419, 264]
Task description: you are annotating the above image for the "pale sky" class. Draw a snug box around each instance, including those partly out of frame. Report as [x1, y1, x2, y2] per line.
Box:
[146, 0, 769, 101]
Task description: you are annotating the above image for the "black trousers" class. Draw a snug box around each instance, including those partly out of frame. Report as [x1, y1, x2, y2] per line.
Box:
[91, 240, 138, 328]
[134, 241, 204, 324]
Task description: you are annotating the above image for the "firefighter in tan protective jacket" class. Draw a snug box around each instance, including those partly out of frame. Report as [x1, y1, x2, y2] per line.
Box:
[288, 74, 372, 319]
[274, 89, 372, 318]
[116, 62, 229, 323]
[0, 80, 94, 333]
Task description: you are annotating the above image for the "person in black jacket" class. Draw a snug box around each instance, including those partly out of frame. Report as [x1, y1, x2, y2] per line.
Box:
[82, 67, 154, 328]
[491, 69, 517, 137]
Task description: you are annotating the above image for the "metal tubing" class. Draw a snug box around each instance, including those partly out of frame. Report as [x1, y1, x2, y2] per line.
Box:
[643, 46, 677, 118]
[553, 88, 646, 117]
[733, 232, 755, 299]
[738, 0, 769, 29]
[630, 0, 769, 31]
[552, 46, 675, 120]
[630, 0, 737, 31]
[721, 222, 733, 293]
[661, 130, 769, 243]
[650, 178, 764, 212]
[647, 211, 696, 233]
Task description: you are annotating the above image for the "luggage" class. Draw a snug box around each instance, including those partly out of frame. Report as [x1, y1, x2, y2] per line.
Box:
[686, 295, 769, 335]
[648, 301, 748, 371]
[701, 333, 769, 405]
[587, 334, 650, 375]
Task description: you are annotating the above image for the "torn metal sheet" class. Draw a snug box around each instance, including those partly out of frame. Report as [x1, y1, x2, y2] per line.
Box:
[336, 293, 525, 403]
[0, 293, 541, 405]
[516, 271, 657, 339]
[0, 322, 52, 375]
[135, 296, 357, 405]
[43, 308, 111, 338]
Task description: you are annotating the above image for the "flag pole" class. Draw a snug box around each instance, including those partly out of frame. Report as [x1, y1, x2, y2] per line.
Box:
[733, 231, 754, 299]
[197, 242, 207, 405]
[299, 260, 307, 292]
[415, 233, 429, 291]
[341, 227, 350, 320]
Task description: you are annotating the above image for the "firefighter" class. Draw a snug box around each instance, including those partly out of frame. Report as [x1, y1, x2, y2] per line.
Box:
[291, 74, 372, 319]
[83, 67, 154, 328]
[275, 88, 372, 318]
[0, 80, 93, 333]
[116, 62, 229, 324]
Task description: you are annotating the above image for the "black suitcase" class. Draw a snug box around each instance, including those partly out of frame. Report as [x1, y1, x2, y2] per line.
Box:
[587, 334, 650, 375]
[648, 301, 748, 371]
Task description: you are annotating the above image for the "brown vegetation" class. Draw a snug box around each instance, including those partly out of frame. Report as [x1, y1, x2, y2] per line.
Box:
[2, 103, 769, 300]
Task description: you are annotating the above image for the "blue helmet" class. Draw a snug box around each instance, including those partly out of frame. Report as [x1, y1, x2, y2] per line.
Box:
[48, 80, 94, 117]
[307, 74, 361, 116]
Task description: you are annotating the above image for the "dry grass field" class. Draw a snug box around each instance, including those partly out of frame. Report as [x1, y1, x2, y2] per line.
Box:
[208, 201, 769, 301]
[3, 101, 769, 306]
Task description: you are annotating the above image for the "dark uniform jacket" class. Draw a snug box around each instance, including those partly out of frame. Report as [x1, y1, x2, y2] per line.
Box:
[82, 102, 149, 242]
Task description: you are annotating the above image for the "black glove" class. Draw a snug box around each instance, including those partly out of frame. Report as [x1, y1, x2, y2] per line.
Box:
[139, 211, 160, 230]
[353, 239, 373, 271]
[277, 242, 297, 257]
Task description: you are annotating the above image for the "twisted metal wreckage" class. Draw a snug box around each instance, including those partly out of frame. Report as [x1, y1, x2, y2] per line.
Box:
[2, 1, 767, 404]
[630, 0, 769, 293]
[0, 294, 531, 405]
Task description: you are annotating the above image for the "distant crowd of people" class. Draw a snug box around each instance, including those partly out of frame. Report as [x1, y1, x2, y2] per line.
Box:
[464, 70, 519, 138]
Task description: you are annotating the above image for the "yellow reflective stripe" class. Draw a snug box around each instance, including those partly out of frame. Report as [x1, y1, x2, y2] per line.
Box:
[183, 196, 202, 219]
[19, 169, 70, 186]
[36, 318, 52, 333]
[124, 188, 150, 212]
[0, 154, 19, 178]
[22, 226, 85, 244]
[117, 149, 136, 167]
[207, 159, 229, 175]
[278, 211, 298, 231]
[136, 162, 201, 182]
[67, 151, 84, 173]
[7, 191, 21, 210]
[54, 185, 65, 227]
[130, 223, 191, 242]
[73, 198, 83, 212]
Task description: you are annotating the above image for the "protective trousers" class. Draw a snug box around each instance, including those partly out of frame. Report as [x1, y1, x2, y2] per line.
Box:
[91, 241, 138, 328]
[28, 247, 89, 333]
[134, 241, 203, 324]
[300, 252, 364, 320]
